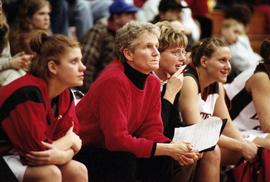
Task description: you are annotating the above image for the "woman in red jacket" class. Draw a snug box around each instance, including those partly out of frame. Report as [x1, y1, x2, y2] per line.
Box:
[0, 31, 87, 182]
[75, 21, 200, 182]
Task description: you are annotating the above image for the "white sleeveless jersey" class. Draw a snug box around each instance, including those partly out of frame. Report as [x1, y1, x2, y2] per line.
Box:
[224, 68, 257, 131]
[184, 65, 219, 120]
[224, 63, 268, 131]
[198, 91, 219, 120]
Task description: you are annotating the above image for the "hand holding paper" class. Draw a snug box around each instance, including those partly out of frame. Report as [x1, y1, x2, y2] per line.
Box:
[169, 141, 200, 165]
[173, 117, 227, 152]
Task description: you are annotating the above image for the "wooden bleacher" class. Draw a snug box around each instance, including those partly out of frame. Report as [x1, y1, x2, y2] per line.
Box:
[208, 10, 269, 53]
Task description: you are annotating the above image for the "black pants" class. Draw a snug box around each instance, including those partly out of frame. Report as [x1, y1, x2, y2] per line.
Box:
[171, 160, 197, 182]
[74, 145, 173, 182]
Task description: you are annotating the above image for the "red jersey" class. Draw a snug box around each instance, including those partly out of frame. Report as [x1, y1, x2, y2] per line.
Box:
[76, 61, 170, 158]
[0, 74, 78, 156]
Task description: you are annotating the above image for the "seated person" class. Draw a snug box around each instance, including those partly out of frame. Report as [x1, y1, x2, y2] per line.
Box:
[0, 31, 87, 182]
[224, 39, 270, 149]
[75, 21, 200, 182]
[154, 21, 187, 140]
[223, 4, 261, 82]
[154, 21, 197, 182]
[179, 38, 258, 181]
[9, 0, 51, 55]
[0, 2, 32, 87]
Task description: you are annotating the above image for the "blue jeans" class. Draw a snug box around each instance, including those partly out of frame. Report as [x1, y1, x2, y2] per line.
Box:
[69, 0, 93, 40]
[88, 0, 112, 23]
[50, 0, 93, 40]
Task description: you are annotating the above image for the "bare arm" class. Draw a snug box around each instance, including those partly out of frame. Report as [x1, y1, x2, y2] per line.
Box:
[179, 76, 201, 124]
[247, 72, 270, 132]
[25, 128, 81, 166]
[51, 127, 74, 150]
[180, 79, 257, 161]
[25, 142, 75, 166]
[214, 83, 257, 161]
[51, 126, 81, 154]
[214, 83, 243, 140]
[179, 78, 241, 140]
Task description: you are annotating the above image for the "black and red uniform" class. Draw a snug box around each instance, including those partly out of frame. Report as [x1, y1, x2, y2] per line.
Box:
[0, 74, 78, 156]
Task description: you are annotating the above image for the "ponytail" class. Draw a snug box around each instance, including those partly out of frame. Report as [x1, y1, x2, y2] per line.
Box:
[29, 31, 79, 81]
[191, 37, 226, 67]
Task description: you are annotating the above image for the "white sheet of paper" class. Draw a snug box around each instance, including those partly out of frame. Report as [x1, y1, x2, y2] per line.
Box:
[173, 116, 225, 152]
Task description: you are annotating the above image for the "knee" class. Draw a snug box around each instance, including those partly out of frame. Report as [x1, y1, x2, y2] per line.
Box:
[76, 162, 88, 182]
[67, 161, 88, 182]
[42, 165, 62, 181]
[202, 145, 221, 165]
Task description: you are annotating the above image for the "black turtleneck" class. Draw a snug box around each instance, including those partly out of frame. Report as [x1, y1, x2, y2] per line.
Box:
[124, 62, 148, 90]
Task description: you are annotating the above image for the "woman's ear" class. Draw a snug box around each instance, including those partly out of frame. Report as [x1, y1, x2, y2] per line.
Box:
[123, 48, 133, 62]
[200, 56, 207, 68]
[48, 60, 57, 75]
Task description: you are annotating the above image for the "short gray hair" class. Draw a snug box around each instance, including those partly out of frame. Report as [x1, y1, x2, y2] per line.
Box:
[115, 21, 160, 62]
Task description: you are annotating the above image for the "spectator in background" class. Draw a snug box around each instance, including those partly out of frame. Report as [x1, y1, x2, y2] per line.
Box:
[185, 0, 213, 39]
[219, 18, 245, 81]
[220, 18, 244, 46]
[0, 31, 87, 182]
[135, 0, 161, 22]
[151, 0, 200, 49]
[75, 21, 199, 182]
[151, 0, 184, 26]
[224, 4, 261, 82]
[49, 0, 95, 41]
[224, 39, 270, 149]
[0, 0, 33, 87]
[67, 0, 93, 40]
[5, 0, 111, 41]
[178, 0, 201, 42]
[88, 0, 113, 23]
[224, 4, 252, 28]
[49, 0, 69, 36]
[9, 0, 51, 55]
[135, 0, 201, 43]
[79, 0, 138, 93]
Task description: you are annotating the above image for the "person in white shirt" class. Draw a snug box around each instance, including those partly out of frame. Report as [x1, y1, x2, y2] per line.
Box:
[224, 39, 270, 149]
